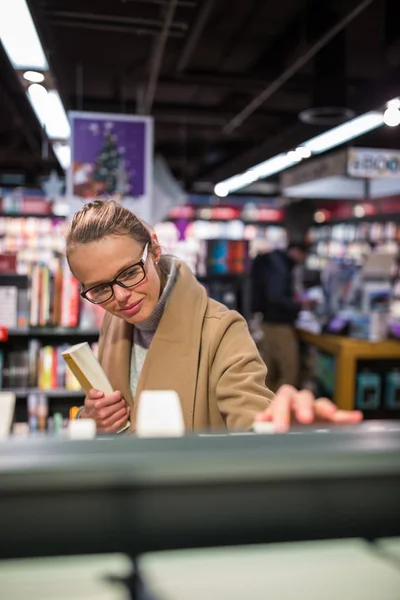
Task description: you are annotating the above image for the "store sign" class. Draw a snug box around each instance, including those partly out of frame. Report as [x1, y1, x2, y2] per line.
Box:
[68, 111, 153, 221]
[281, 150, 346, 189]
[347, 148, 400, 178]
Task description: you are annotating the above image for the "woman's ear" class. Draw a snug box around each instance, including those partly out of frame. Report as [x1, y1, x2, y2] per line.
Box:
[150, 232, 162, 263]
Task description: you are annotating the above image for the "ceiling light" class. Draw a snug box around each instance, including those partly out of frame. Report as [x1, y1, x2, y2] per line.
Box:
[27, 83, 48, 127]
[0, 0, 48, 70]
[296, 147, 312, 159]
[52, 142, 71, 170]
[27, 85, 71, 140]
[214, 153, 300, 196]
[45, 91, 71, 140]
[23, 70, 45, 83]
[214, 109, 386, 195]
[303, 111, 384, 154]
[383, 107, 400, 127]
[287, 150, 302, 162]
[214, 183, 229, 197]
[387, 98, 400, 110]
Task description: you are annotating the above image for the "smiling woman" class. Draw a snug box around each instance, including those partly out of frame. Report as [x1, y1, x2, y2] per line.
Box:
[64, 200, 362, 435]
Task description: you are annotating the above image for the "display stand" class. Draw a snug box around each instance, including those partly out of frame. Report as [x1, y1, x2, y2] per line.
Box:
[298, 329, 400, 416]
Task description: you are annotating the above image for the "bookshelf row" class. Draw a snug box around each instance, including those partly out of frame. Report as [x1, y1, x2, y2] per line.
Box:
[0, 340, 99, 391]
[0, 268, 103, 331]
[3, 388, 84, 399]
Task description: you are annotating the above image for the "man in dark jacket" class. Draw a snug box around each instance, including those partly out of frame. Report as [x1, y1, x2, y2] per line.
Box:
[251, 243, 308, 392]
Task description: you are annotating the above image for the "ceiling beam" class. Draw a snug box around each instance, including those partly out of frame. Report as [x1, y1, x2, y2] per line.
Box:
[44, 10, 188, 32]
[251, 8, 307, 75]
[223, 0, 377, 135]
[48, 19, 185, 38]
[216, 0, 267, 70]
[69, 96, 296, 125]
[176, 0, 215, 72]
[144, 0, 180, 113]
[123, 0, 197, 7]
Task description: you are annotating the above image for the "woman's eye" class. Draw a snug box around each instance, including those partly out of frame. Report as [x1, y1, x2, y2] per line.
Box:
[121, 268, 140, 280]
[93, 284, 109, 294]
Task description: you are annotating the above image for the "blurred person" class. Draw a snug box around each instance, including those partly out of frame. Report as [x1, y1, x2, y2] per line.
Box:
[66, 201, 362, 433]
[251, 243, 311, 392]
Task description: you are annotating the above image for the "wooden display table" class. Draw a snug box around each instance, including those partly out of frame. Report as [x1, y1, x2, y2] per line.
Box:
[297, 330, 400, 412]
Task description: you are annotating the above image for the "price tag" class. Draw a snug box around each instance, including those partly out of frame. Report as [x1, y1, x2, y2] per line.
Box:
[0, 327, 8, 342]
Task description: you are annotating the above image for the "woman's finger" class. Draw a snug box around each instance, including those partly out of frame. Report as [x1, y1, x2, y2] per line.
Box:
[331, 410, 363, 424]
[293, 390, 315, 423]
[314, 398, 338, 420]
[271, 386, 295, 432]
[102, 406, 129, 429]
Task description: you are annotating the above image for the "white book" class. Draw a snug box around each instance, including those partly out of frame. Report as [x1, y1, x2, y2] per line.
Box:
[61, 342, 113, 394]
[61, 342, 130, 434]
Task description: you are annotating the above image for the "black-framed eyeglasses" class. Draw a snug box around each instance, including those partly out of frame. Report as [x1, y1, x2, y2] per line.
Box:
[81, 243, 149, 305]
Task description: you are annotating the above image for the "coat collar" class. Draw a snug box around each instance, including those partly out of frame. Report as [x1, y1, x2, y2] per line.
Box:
[103, 260, 208, 430]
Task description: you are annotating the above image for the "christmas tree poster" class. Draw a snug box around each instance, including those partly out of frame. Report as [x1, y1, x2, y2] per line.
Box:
[68, 111, 153, 202]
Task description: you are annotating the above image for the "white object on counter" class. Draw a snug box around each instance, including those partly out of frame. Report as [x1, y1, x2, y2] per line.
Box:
[68, 418, 97, 440]
[0, 392, 16, 440]
[136, 390, 185, 438]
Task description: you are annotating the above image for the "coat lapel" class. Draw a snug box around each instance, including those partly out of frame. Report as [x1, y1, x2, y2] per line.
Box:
[101, 316, 134, 408]
[133, 262, 208, 430]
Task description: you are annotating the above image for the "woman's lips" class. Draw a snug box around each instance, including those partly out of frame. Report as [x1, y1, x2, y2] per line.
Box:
[120, 299, 143, 316]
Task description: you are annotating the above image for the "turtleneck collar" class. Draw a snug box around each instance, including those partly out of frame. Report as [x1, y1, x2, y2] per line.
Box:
[134, 258, 177, 334]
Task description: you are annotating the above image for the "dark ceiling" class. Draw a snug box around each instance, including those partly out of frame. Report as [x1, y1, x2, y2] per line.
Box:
[1, 0, 400, 189]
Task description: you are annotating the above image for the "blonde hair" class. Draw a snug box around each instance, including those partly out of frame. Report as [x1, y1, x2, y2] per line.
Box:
[65, 200, 170, 284]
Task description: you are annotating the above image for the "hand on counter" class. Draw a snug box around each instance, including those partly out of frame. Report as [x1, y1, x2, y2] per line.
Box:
[80, 389, 130, 433]
[255, 385, 363, 433]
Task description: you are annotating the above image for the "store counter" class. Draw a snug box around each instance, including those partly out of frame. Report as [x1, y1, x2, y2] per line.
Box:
[1, 428, 400, 598]
[297, 329, 400, 413]
[1, 425, 400, 559]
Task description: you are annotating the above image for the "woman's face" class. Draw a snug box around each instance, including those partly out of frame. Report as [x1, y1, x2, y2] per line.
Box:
[68, 235, 162, 324]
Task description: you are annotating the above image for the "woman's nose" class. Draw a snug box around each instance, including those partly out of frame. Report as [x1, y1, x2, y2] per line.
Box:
[113, 284, 132, 303]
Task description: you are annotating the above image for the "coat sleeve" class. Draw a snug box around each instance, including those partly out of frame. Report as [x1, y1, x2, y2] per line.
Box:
[209, 311, 275, 430]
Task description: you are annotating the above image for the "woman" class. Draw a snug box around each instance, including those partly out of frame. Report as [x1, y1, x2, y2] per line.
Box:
[66, 200, 362, 433]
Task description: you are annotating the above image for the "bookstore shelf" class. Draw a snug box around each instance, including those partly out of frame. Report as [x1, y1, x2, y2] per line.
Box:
[5, 328, 99, 337]
[2, 388, 84, 399]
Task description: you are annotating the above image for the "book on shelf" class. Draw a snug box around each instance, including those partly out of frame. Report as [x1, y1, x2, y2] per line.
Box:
[196, 239, 250, 276]
[0, 261, 103, 330]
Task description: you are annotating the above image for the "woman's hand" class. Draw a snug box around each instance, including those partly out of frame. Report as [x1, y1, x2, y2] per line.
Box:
[256, 385, 363, 433]
[81, 389, 130, 433]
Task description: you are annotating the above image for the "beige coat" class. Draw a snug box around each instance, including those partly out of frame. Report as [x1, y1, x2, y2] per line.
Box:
[98, 260, 274, 431]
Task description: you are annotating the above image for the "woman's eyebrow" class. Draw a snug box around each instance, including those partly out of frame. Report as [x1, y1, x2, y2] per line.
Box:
[83, 258, 141, 288]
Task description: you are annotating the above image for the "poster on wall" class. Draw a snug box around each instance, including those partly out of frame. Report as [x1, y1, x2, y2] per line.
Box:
[67, 111, 153, 222]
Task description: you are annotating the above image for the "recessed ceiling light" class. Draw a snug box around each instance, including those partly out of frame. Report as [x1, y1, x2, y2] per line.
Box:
[383, 107, 400, 127]
[23, 70, 45, 83]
